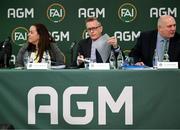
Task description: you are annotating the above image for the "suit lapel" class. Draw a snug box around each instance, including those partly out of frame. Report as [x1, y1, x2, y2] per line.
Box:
[85, 38, 92, 58]
[149, 30, 158, 58]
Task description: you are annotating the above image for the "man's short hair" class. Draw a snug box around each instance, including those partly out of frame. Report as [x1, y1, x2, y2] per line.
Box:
[85, 17, 101, 26]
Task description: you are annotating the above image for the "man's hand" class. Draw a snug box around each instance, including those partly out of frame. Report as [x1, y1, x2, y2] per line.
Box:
[107, 36, 118, 48]
[77, 54, 84, 65]
[135, 62, 145, 66]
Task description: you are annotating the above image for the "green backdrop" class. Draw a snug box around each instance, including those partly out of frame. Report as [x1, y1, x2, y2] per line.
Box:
[0, 69, 180, 129]
[0, 0, 179, 65]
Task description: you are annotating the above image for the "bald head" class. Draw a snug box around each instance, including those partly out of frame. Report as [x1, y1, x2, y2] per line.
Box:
[158, 15, 175, 27]
[157, 15, 176, 39]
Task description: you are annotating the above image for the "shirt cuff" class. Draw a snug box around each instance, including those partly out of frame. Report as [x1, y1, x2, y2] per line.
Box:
[113, 46, 120, 53]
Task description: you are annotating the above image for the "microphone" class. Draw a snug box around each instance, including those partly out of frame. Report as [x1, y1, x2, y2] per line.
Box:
[70, 41, 77, 49]
[2, 37, 11, 48]
[70, 41, 77, 67]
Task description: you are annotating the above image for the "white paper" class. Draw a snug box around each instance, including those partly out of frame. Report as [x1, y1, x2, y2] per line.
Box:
[157, 62, 178, 69]
[27, 63, 49, 69]
[93, 34, 111, 63]
[89, 63, 110, 70]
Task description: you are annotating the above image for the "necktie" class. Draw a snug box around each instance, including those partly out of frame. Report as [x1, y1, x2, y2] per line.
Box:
[162, 40, 169, 62]
[163, 40, 169, 53]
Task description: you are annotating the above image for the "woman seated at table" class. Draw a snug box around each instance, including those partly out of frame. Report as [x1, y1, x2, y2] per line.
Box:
[16, 23, 65, 67]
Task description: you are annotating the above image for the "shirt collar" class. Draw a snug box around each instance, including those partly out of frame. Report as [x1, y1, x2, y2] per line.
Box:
[157, 33, 165, 42]
[157, 32, 169, 42]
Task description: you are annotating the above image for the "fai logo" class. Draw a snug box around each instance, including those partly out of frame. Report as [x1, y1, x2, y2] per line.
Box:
[47, 3, 66, 23]
[11, 27, 28, 46]
[118, 3, 137, 23]
[82, 29, 89, 39]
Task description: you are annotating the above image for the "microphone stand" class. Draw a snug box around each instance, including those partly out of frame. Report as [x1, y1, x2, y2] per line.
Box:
[70, 46, 74, 67]
[1, 37, 11, 68]
[69, 41, 77, 69]
[4, 53, 7, 68]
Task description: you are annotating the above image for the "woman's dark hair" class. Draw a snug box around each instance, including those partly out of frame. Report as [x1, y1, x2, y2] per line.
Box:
[28, 23, 54, 62]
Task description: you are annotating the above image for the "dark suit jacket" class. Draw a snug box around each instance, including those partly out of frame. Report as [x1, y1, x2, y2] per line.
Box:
[129, 30, 180, 67]
[75, 37, 121, 68]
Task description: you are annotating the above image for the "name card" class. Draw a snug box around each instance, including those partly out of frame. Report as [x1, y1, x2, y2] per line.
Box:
[157, 62, 178, 69]
[89, 63, 110, 70]
[27, 63, 50, 69]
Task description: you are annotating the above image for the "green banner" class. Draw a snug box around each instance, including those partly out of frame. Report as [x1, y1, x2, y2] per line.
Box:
[0, 69, 180, 129]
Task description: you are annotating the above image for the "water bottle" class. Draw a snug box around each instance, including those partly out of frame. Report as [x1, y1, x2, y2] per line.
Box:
[123, 56, 129, 67]
[117, 50, 124, 69]
[23, 52, 30, 67]
[153, 49, 158, 68]
[163, 51, 169, 62]
[47, 59, 51, 69]
[45, 52, 51, 69]
[109, 50, 116, 69]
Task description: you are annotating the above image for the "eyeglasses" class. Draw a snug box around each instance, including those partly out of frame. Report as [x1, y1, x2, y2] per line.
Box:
[87, 25, 101, 32]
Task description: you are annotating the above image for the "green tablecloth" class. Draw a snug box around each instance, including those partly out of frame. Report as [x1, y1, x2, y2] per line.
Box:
[0, 69, 180, 129]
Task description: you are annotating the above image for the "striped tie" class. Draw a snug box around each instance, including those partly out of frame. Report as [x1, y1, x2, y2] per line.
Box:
[163, 40, 169, 62]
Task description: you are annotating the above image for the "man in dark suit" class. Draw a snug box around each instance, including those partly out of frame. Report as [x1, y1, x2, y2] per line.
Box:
[129, 15, 180, 68]
[76, 17, 121, 68]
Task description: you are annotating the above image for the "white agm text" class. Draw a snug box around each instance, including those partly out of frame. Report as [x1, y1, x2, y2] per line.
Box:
[28, 86, 133, 125]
